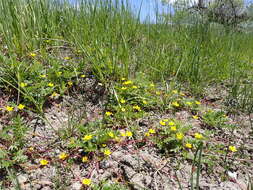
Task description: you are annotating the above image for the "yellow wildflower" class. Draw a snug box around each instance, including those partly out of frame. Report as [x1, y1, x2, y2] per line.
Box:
[68, 81, 73, 86]
[132, 85, 138, 89]
[82, 156, 88, 163]
[168, 121, 175, 126]
[229, 146, 237, 152]
[57, 72, 62, 76]
[148, 129, 155, 134]
[48, 83, 54, 87]
[108, 132, 114, 138]
[51, 92, 59, 98]
[58, 153, 68, 160]
[123, 80, 133, 85]
[102, 144, 107, 147]
[40, 74, 46, 78]
[80, 74, 86, 78]
[120, 132, 126, 137]
[142, 100, 147, 105]
[121, 77, 126, 81]
[159, 121, 166, 126]
[172, 102, 180, 107]
[133, 105, 141, 112]
[82, 135, 92, 141]
[176, 133, 184, 140]
[17, 104, 25, 110]
[186, 101, 192, 106]
[20, 82, 27, 88]
[195, 101, 201, 105]
[194, 133, 203, 140]
[121, 87, 127, 90]
[185, 143, 193, 149]
[163, 119, 169, 122]
[156, 91, 161, 95]
[30, 53, 36, 57]
[105, 111, 113, 116]
[120, 99, 126, 104]
[104, 149, 111, 156]
[172, 90, 178, 94]
[64, 56, 71, 60]
[193, 115, 199, 120]
[150, 83, 155, 87]
[40, 159, 49, 166]
[126, 131, 133, 137]
[145, 132, 150, 137]
[121, 108, 126, 112]
[170, 126, 177, 131]
[6, 106, 14, 112]
[82, 178, 91, 186]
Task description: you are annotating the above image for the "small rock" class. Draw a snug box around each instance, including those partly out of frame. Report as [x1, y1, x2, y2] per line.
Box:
[72, 182, 82, 190]
[17, 174, 28, 184]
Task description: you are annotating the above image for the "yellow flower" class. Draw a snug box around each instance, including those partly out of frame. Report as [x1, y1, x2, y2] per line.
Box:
[82, 178, 91, 186]
[172, 90, 178, 94]
[80, 74, 86, 78]
[148, 129, 155, 134]
[120, 99, 126, 104]
[59, 153, 68, 160]
[121, 87, 127, 90]
[133, 105, 141, 112]
[194, 133, 203, 140]
[64, 56, 71, 60]
[51, 92, 59, 98]
[105, 111, 113, 116]
[121, 108, 126, 112]
[132, 85, 138, 89]
[29, 147, 34, 151]
[121, 77, 126, 81]
[40, 159, 49, 166]
[30, 52, 36, 57]
[102, 144, 107, 147]
[6, 106, 14, 112]
[48, 83, 54, 87]
[120, 132, 126, 137]
[82, 135, 92, 141]
[126, 131, 133, 137]
[192, 115, 199, 119]
[82, 156, 88, 163]
[172, 102, 180, 107]
[104, 149, 111, 156]
[170, 126, 177, 131]
[159, 121, 166, 126]
[186, 101, 192, 106]
[163, 119, 169, 122]
[195, 101, 201, 105]
[145, 132, 150, 137]
[40, 74, 46, 78]
[108, 132, 114, 138]
[168, 121, 175, 126]
[150, 83, 155, 87]
[57, 72, 62, 76]
[176, 133, 184, 140]
[142, 100, 147, 105]
[68, 81, 73, 86]
[20, 82, 27, 88]
[229, 146, 237, 152]
[155, 91, 161, 95]
[123, 80, 133, 85]
[180, 92, 186, 96]
[185, 143, 193, 149]
[17, 104, 25, 110]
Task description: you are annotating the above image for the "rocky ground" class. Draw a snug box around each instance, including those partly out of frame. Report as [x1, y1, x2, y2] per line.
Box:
[0, 80, 253, 190]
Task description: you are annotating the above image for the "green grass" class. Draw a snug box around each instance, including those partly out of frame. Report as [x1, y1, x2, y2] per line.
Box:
[0, 0, 253, 112]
